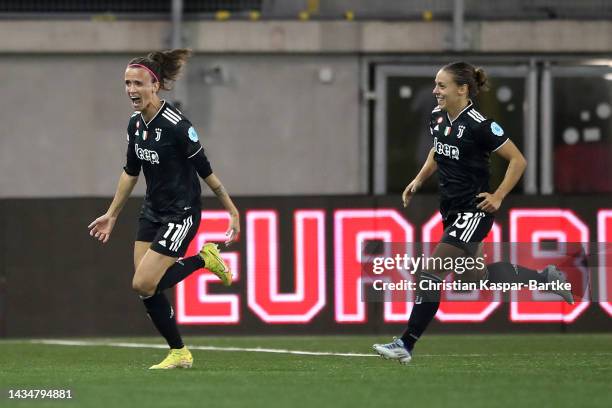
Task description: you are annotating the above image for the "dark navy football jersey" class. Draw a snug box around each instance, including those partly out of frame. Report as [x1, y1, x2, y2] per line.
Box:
[429, 101, 509, 217]
[124, 101, 205, 223]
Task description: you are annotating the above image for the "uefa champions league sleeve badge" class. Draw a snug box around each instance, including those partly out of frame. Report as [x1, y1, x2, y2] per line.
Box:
[188, 126, 199, 142]
[491, 122, 504, 136]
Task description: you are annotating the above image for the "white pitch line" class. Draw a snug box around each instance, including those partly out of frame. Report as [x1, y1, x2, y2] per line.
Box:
[29, 340, 611, 358]
[30, 339, 376, 358]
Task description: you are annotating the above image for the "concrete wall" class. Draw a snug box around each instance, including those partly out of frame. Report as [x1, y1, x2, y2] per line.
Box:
[0, 20, 610, 197]
[185, 55, 361, 196]
[0, 55, 132, 197]
[0, 53, 361, 197]
[1, 20, 610, 53]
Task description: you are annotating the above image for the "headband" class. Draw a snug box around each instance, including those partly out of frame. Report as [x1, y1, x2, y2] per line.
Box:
[127, 63, 159, 83]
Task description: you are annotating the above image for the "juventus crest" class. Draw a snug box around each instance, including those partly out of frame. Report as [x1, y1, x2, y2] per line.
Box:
[457, 125, 466, 139]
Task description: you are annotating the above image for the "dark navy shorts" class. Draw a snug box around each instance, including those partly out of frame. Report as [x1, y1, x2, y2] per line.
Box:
[441, 211, 494, 256]
[136, 209, 201, 257]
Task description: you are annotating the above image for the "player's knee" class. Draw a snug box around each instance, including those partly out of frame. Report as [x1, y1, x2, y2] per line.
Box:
[132, 276, 156, 296]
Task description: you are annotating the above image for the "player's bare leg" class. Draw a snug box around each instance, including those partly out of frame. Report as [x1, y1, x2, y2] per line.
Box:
[134, 240, 151, 271]
[132, 249, 177, 296]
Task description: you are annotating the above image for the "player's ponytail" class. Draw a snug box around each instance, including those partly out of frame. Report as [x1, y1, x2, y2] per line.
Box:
[128, 48, 193, 91]
[473, 67, 490, 94]
[442, 61, 489, 98]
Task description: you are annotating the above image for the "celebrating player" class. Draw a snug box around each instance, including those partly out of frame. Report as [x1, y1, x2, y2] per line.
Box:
[373, 62, 573, 364]
[88, 49, 239, 369]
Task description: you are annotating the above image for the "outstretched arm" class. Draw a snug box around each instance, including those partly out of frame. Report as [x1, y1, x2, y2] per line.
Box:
[402, 147, 437, 208]
[88, 171, 139, 243]
[204, 173, 240, 246]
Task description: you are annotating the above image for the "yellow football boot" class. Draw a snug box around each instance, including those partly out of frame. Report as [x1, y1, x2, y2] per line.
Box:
[149, 347, 193, 369]
[199, 243, 232, 286]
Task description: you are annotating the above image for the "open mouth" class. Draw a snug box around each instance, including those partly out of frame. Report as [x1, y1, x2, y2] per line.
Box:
[130, 96, 142, 106]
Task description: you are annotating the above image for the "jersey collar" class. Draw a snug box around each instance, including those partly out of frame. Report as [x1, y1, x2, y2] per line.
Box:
[446, 100, 473, 125]
[140, 100, 166, 128]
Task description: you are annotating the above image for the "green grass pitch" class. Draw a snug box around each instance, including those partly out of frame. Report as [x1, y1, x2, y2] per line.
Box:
[1, 334, 611, 408]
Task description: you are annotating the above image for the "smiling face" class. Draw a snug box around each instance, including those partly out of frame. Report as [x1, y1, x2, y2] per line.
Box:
[433, 69, 469, 114]
[124, 67, 159, 112]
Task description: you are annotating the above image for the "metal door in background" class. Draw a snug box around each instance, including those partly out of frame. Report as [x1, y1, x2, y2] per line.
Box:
[541, 64, 612, 194]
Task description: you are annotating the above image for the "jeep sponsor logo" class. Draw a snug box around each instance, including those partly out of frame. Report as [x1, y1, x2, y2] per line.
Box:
[135, 143, 160, 164]
[434, 137, 460, 160]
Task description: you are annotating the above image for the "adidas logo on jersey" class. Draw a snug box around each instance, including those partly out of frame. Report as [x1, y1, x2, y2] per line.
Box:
[158, 239, 167, 247]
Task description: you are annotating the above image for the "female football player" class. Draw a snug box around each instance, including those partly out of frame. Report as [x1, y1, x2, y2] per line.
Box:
[88, 49, 239, 369]
[373, 62, 572, 364]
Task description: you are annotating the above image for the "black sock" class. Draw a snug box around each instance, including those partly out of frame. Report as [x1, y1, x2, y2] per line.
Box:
[486, 262, 547, 284]
[142, 292, 184, 349]
[156, 255, 204, 293]
[401, 272, 442, 352]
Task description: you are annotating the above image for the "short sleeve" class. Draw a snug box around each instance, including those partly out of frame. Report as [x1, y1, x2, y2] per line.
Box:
[123, 121, 141, 176]
[176, 120, 204, 158]
[475, 119, 509, 152]
[429, 115, 435, 136]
